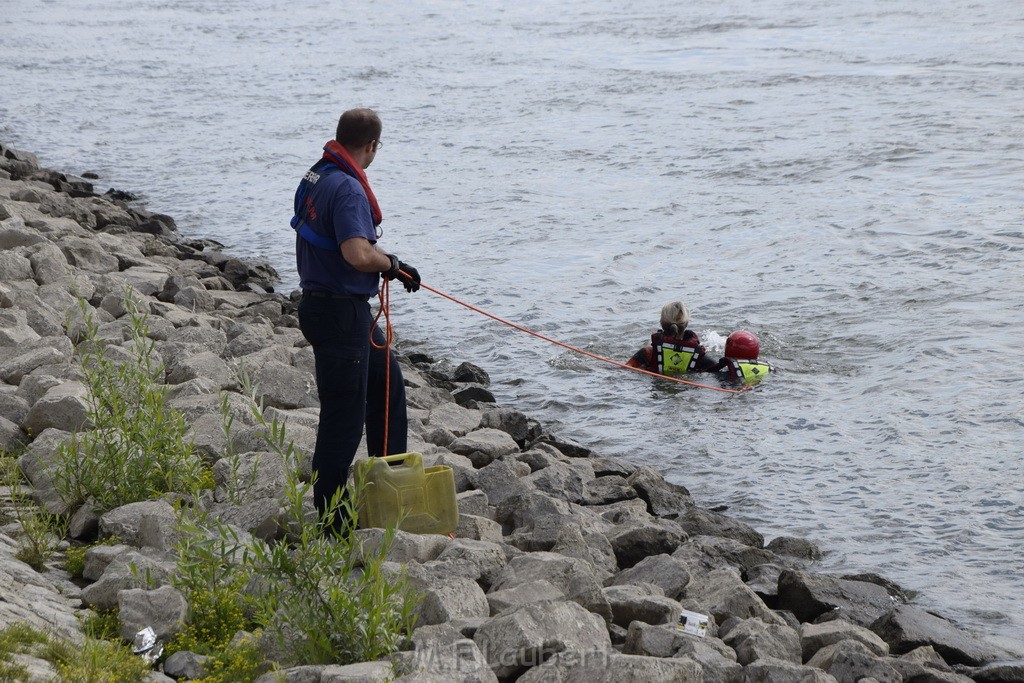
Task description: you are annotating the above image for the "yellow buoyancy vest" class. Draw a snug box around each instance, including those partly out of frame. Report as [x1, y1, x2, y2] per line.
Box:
[655, 337, 701, 377]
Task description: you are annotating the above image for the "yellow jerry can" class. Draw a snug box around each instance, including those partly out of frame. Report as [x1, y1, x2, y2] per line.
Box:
[354, 452, 458, 536]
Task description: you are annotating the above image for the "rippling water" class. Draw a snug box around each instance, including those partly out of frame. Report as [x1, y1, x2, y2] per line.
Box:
[3, 0, 1022, 648]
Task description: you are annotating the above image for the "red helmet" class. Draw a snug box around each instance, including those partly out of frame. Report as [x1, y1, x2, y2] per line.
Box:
[725, 330, 759, 360]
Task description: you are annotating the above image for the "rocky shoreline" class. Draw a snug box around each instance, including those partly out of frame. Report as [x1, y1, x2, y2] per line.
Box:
[0, 142, 1020, 682]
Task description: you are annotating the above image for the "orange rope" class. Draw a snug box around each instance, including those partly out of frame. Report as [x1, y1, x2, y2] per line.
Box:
[404, 273, 750, 394]
[370, 277, 394, 455]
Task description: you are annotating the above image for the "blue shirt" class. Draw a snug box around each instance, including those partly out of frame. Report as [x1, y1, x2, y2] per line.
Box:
[295, 162, 381, 296]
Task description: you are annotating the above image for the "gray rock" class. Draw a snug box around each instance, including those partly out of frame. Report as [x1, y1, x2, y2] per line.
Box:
[627, 465, 694, 517]
[0, 415, 24, 452]
[427, 401, 483, 436]
[824, 645, 901, 683]
[449, 428, 520, 468]
[249, 359, 316, 410]
[162, 650, 211, 680]
[213, 450, 287, 501]
[777, 570, 897, 627]
[603, 584, 681, 628]
[1, 345, 70, 385]
[801, 619, 889, 660]
[208, 498, 282, 541]
[518, 651, 702, 682]
[489, 551, 611, 623]
[722, 617, 801, 665]
[28, 241, 71, 284]
[870, 605, 1009, 666]
[117, 584, 189, 641]
[967, 660, 1024, 683]
[487, 579, 564, 615]
[0, 249, 34, 281]
[685, 568, 786, 627]
[82, 543, 132, 581]
[357, 528, 452, 565]
[526, 461, 591, 505]
[677, 507, 765, 548]
[473, 600, 612, 680]
[433, 538, 511, 590]
[165, 349, 238, 389]
[81, 550, 175, 610]
[583, 475, 639, 506]
[766, 536, 823, 561]
[23, 381, 90, 434]
[99, 499, 178, 548]
[474, 459, 529, 507]
[455, 514, 504, 543]
[456, 489, 492, 518]
[743, 656, 840, 682]
[607, 519, 687, 569]
[61, 236, 121, 273]
[0, 308, 41, 347]
[392, 638, 497, 683]
[550, 521, 618, 578]
[319, 661, 394, 682]
[607, 553, 692, 601]
[479, 407, 541, 447]
[677, 535, 784, 576]
[419, 575, 491, 627]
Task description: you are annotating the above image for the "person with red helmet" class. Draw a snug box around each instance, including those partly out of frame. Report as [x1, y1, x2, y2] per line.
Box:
[626, 301, 719, 377]
[713, 330, 773, 384]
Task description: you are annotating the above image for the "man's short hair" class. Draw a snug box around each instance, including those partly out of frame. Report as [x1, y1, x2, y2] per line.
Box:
[336, 108, 382, 150]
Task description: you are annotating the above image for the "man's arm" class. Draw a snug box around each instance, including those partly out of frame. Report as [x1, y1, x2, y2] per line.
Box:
[340, 236, 392, 273]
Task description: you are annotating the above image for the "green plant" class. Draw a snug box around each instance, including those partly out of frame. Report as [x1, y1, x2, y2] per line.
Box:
[0, 445, 25, 486]
[0, 622, 50, 681]
[48, 633, 151, 682]
[80, 608, 122, 642]
[191, 633, 269, 683]
[9, 477, 67, 571]
[240, 384, 421, 666]
[0, 621, 150, 683]
[51, 294, 205, 513]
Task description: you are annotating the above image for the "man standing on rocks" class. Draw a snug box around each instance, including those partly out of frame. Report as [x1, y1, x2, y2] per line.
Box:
[291, 107, 421, 530]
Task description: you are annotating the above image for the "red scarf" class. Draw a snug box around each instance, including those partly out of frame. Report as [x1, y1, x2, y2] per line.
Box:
[322, 140, 383, 226]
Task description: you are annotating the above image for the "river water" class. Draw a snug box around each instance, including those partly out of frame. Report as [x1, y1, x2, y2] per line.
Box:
[2, 0, 1022, 648]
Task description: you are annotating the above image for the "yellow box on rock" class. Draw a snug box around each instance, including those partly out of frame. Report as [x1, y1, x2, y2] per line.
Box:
[354, 452, 459, 536]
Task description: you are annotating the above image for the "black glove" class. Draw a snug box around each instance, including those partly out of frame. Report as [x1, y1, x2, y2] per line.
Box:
[384, 254, 421, 293]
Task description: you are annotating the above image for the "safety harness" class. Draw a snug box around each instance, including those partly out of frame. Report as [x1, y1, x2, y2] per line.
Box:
[291, 141, 383, 250]
[652, 333, 702, 377]
[722, 358, 773, 384]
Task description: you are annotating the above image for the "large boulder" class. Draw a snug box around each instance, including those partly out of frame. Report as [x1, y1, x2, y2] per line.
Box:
[517, 652, 702, 682]
[489, 552, 611, 622]
[626, 466, 693, 517]
[449, 428, 521, 468]
[776, 570, 897, 627]
[676, 507, 764, 548]
[801, 619, 889, 660]
[607, 553, 691, 601]
[870, 605, 1010, 666]
[23, 381, 91, 435]
[685, 568, 786, 627]
[117, 585, 188, 641]
[473, 600, 611, 680]
[721, 617, 801, 665]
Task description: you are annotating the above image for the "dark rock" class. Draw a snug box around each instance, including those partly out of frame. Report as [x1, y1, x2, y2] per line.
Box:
[608, 522, 687, 569]
[870, 605, 1010, 666]
[965, 660, 1024, 683]
[777, 569, 897, 627]
[626, 465, 693, 517]
[529, 432, 591, 458]
[766, 535, 823, 561]
[453, 361, 490, 385]
[453, 385, 496, 405]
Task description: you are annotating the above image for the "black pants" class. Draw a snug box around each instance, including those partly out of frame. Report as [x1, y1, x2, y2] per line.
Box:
[298, 295, 408, 522]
